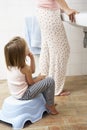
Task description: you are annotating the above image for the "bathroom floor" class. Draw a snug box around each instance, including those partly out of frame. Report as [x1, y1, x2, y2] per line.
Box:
[0, 76, 87, 130]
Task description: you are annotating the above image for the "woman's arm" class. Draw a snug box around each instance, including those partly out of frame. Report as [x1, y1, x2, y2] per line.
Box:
[56, 0, 70, 12]
[56, 0, 78, 22]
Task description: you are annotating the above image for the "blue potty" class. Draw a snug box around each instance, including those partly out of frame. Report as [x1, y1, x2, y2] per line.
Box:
[0, 93, 47, 129]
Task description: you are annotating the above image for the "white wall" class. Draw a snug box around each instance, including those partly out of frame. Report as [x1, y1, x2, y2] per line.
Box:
[65, 0, 87, 75]
[0, 0, 36, 79]
[0, 0, 87, 80]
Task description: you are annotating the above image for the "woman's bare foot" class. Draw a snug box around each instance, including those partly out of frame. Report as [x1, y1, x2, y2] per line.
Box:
[46, 104, 59, 115]
[59, 90, 70, 96]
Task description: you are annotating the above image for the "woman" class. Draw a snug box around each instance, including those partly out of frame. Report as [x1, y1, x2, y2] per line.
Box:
[36, 0, 77, 96]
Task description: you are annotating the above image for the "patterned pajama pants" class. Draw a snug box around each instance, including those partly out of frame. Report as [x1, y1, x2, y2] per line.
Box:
[20, 77, 55, 106]
[36, 8, 70, 95]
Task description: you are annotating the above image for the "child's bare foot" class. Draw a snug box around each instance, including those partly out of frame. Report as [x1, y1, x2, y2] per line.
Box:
[59, 90, 70, 96]
[46, 104, 59, 115]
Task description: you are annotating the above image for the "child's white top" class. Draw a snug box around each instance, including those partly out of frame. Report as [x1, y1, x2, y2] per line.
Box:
[37, 0, 59, 10]
[7, 67, 28, 99]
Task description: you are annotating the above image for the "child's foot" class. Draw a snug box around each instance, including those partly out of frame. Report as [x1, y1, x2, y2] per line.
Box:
[59, 90, 70, 96]
[46, 104, 59, 115]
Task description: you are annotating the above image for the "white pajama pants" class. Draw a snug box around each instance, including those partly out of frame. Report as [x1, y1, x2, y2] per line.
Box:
[36, 8, 70, 95]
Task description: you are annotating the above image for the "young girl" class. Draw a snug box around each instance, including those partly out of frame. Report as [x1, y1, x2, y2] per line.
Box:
[4, 36, 58, 115]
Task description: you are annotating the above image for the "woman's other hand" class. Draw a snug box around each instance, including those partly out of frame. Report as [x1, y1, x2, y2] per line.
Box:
[66, 8, 79, 22]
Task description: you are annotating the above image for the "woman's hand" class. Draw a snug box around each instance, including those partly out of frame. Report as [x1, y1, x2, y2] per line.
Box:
[65, 8, 79, 22]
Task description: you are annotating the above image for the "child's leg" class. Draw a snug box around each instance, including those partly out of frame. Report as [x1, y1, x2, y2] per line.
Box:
[40, 77, 58, 115]
[20, 77, 58, 115]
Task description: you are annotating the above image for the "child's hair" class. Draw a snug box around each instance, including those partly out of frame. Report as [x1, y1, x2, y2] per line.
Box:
[4, 36, 27, 69]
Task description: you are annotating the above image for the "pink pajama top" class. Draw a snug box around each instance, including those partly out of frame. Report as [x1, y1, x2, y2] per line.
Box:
[37, 0, 59, 10]
[7, 67, 28, 99]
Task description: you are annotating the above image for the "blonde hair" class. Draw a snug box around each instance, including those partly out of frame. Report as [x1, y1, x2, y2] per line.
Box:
[4, 36, 27, 69]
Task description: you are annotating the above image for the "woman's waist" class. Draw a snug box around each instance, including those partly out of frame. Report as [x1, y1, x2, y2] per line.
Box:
[37, 0, 59, 10]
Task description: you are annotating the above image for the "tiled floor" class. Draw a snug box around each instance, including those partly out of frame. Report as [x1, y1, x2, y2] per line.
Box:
[0, 76, 87, 130]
